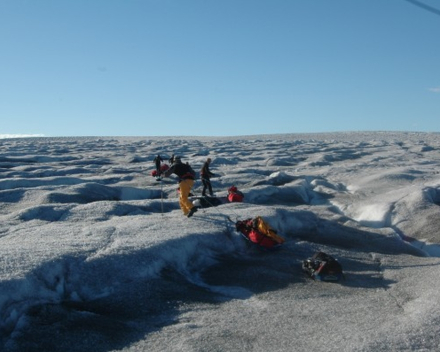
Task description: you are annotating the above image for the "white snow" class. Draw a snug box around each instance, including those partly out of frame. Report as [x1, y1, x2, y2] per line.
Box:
[1, 132, 440, 351]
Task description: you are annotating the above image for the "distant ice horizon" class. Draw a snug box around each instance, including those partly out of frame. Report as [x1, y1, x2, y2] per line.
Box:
[1, 130, 439, 140]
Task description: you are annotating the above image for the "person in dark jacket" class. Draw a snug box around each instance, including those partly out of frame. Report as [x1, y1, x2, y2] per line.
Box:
[200, 158, 215, 196]
[153, 155, 163, 176]
[164, 156, 198, 217]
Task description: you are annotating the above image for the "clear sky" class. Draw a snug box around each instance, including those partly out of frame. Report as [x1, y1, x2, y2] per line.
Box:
[1, 0, 440, 137]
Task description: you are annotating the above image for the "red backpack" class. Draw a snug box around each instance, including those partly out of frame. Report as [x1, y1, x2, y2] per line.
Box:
[228, 185, 244, 202]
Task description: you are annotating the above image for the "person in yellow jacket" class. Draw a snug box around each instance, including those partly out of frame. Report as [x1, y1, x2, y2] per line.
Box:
[163, 156, 198, 217]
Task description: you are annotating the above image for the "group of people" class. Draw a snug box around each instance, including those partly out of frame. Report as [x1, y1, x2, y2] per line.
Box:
[153, 154, 215, 218]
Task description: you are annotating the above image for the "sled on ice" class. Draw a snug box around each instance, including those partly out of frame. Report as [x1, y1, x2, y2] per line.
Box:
[302, 251, 344, 282]
[192, 185, 244, 208]
[235, 216, 284, 250]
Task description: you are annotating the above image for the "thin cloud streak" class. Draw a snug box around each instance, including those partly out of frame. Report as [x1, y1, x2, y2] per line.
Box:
[0, 134, 45, 139]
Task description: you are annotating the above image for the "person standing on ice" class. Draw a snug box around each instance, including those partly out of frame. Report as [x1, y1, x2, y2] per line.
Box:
[163, 156, 199, 217]
[153, 154, 163, 176]
[200, 157, 215, 197]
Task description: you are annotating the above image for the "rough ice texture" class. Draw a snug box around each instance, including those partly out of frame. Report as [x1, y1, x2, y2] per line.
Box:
[1, 132, 440, 351]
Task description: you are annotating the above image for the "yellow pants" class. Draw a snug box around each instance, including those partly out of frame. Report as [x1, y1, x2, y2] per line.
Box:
[179, 179, 195, 215]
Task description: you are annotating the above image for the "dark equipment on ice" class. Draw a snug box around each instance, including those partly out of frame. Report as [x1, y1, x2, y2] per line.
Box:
[196, 196, 224, 208]
[302, 251, 344, 282]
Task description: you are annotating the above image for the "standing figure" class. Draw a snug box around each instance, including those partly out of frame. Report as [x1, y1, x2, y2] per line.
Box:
[200, 157, 215, 197]
[153, 154, 163, 176]
[163, 156, 198, 217]
[168, 154, 175, 165]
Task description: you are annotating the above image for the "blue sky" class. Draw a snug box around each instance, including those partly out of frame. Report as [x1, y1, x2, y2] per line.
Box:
[1, 0, 439, 137]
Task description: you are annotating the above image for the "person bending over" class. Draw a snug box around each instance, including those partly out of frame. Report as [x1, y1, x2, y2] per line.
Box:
[164, 156, 198, 217]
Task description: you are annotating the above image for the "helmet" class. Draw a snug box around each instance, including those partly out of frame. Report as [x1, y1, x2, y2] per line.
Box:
[174, 156, 182, 163]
